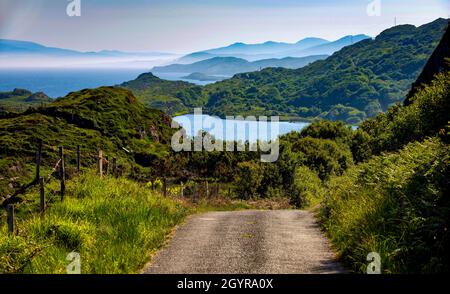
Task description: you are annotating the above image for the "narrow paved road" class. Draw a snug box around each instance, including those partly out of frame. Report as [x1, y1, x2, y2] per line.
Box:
[143, 210, 344, 274]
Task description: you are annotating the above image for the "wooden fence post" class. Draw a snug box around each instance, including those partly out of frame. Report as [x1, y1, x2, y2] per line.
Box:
[59, 147, 65, 201]
[76, 145, 80, 174]
[112, 158, 117, 176]
[98, 150, 103, 177]
[6, 204, 14, 235]
[105, 156, 109, 175]
[35, 139, 42, 182]
[40, 177, 45, 216]
[163, 177, 167, 197]
[180, 182, 184, 198]
[193, 183, 198, 203]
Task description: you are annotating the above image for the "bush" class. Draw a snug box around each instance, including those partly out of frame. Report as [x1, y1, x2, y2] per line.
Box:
[320, 138, 450, 273]
[233, 161, 264, 199]
[291, 166, 324, 208]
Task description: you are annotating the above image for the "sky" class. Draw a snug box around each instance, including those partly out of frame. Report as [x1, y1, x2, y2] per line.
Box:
[0, 0, 449, 53]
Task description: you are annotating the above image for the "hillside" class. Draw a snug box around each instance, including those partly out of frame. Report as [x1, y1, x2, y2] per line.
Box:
[152, 55, 328, 77]
[122, 19, 448, 123]
[177, 35, 369, 62]
[199, 18, 449, 122]
[119, 72, 205, 115]
[0, 86, 175, 199]
[0, 88, 52, 112]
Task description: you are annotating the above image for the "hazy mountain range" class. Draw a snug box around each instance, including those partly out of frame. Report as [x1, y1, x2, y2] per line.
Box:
[152, 55, 328, 77]
[177, 35, 371, 63]
[121, 18, 449, 123]
[0, 39, 176, 68]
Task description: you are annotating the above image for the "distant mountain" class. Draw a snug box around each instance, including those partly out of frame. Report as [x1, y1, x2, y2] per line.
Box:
[286, 34, 371, 57]
[204, 37, 328, 55]
[152, 55, 328, 77]
[176, 35, 369, 63]
[0, 39, 176, 68]
[0, 39, 171, 57]
[196, 18, 448, 123]
[122, 18, 449, 124]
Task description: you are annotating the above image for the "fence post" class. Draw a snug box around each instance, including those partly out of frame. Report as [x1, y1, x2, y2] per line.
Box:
[180, 182, 184, 198]
[98, 150, 103, 177]
[76, 145, 80, 174]
[193, 183, 198, 203]
[112, 158, 117, 176]
[35, 139, 42, 182]
[40, 177, 45, 216]
[6, 204, 14, 235]
[105, 156, 109, 175]
[163, 177, 167, 197]
[59, 147, 65, 201]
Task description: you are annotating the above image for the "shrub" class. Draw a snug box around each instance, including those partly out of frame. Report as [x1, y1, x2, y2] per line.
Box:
[233, 161, 264, 199]
[291, 166, 324, 208]
[320, 138, 450, 273]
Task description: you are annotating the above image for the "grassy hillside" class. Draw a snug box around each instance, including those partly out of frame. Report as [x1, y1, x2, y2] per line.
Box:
[120, 73, 205, 116]
[201, 18, 448, 122]
[152, 55, 328, 76]
[0, 86, 175, 200]
[0, 88, 51, 112]
[121, 19, 448, 123]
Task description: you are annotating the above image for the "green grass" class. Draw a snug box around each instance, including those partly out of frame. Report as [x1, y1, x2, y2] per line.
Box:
[0, 172, 190, 273]
[319, 138, 450, 273]
[0, 171, 261, 274]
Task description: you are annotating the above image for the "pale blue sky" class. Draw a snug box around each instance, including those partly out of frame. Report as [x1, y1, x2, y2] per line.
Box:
[0, 0, 448, 53]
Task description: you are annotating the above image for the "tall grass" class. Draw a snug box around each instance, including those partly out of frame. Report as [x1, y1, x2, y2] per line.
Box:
[320, 138, 450, 273]
[0, 172, 189, 273]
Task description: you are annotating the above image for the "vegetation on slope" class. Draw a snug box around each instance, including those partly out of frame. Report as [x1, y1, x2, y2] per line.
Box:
[200, 19, 448, 122]
[0, 172, 189, 273]
[120, 73, 205, 116]
[0, 86, 175, 200]
[0, 88, 51, 112]
[121, 19, 448, 123]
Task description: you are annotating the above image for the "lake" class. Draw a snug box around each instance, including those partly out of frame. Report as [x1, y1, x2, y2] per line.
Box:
[173, 114, 310, 143]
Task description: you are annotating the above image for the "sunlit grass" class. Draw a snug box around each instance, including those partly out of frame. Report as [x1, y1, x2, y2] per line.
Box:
[1, 171, 190, 273]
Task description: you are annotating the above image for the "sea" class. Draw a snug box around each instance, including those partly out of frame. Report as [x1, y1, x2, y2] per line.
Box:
[0, 68, 215, 98]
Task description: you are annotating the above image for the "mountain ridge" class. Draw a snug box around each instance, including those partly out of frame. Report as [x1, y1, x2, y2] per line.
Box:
[152, 55, 328, 76]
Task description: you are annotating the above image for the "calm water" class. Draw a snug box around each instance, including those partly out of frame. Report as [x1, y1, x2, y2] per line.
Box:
[152, 72, 220, 85]
[173, 114, 310, 143]
[0, 68, 150, 98]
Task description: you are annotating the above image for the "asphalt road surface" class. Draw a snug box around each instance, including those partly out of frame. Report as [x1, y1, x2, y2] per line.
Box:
[143, 210, 344, 274]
